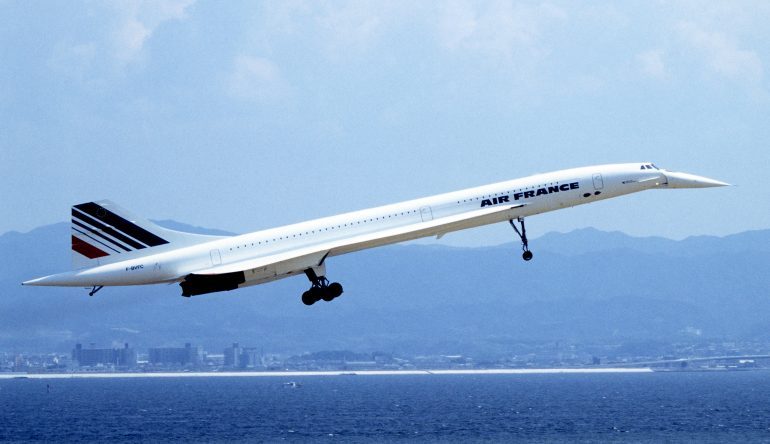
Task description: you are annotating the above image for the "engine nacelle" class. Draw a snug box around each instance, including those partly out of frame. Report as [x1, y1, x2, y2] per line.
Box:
[180, 272, 246, 297]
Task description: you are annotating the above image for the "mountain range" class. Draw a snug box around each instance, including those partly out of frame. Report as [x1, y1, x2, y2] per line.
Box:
[1, 222, 768, 357]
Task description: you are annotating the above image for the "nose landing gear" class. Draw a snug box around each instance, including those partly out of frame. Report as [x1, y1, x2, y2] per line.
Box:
[509, 217, 533, 261]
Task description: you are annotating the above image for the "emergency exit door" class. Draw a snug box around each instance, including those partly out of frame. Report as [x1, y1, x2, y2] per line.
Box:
[420, 206, 433, 222]
[210, 249, 222, 266]
[592, 173, 604, 190]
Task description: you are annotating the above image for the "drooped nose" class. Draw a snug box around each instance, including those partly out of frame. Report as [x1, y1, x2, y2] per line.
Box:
[661, 171, 730, 188]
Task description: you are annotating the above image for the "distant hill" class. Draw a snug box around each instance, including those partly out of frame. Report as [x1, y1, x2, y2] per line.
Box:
[1, 223, 769, 357]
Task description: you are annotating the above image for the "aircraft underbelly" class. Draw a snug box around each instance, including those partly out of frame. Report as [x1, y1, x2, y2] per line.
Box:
[243, 264, 277, 282]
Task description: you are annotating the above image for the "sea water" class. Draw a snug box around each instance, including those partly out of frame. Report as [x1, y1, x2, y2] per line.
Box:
[1, 371, 770, 442]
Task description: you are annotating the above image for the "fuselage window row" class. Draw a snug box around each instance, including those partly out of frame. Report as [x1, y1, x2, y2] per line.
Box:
[227, 209, 427, 253]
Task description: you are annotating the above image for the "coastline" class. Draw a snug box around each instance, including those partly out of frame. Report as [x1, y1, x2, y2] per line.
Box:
[0, 368, 653, 379]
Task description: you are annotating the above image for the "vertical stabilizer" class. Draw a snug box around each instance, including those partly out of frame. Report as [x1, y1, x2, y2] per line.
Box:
[70, 200, 227, 269]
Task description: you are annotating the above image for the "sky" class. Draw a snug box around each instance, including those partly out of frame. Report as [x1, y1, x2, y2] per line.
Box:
[1, 1, 768, 247]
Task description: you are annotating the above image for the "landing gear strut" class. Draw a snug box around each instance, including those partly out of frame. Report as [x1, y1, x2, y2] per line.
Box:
[509, 217, 533, 261]
[301, 268, 343, 306]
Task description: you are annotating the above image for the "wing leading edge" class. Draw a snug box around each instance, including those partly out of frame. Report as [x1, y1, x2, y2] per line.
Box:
[188, 203, 527, 289]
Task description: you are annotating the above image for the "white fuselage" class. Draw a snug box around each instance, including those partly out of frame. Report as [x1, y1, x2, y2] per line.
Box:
[23, 163, 727, 290]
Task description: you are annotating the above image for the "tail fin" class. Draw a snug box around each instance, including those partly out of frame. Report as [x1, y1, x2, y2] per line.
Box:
[70, 200, 227, 269]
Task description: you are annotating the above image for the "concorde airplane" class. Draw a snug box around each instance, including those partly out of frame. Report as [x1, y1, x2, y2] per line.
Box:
[23, 163, 728, 305]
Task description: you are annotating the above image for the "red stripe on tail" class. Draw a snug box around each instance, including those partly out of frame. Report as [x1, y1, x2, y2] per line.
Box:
[71, 235, 109, 259]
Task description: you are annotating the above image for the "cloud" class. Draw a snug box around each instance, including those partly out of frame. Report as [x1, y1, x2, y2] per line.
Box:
[226, 55, 290, 102]
[45, 0, 194, 82]
[314, 1, 386, 57]
[677, 21, 763, 85]
[254, 0, 396, 61]
[109, 0, 195, 66]
[256, 1, 567, 65]
[636, 49, 667, 79]
[112, 18, 151, 64]
[435, 0, 567, 62]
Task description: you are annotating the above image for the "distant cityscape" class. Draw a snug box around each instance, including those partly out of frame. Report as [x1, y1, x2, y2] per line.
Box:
[3, 340, 770, 373]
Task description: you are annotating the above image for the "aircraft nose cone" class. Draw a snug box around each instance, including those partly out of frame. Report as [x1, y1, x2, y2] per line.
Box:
[22, 276, 46, 286]
[663, 171, 730, 188]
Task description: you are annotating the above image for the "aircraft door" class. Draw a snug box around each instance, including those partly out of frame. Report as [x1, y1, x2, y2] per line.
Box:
[210, 249, 222, 266]
[592, 173, 604, 190]
[420, 206, 433, 222]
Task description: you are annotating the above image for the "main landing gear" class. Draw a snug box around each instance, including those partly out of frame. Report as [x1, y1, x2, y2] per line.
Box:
[509, 217, 533, 261]
[301, 268, 343, 306]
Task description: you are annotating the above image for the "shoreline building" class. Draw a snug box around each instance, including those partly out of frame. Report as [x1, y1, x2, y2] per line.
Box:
[224, 343, 242, 368]
[148, 343, 203, 368]
[224, 343, 264, 369]
[72, 343, 137, 369]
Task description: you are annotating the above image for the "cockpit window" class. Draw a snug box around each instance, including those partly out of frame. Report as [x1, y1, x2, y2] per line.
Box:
[640, 164, 659, 170]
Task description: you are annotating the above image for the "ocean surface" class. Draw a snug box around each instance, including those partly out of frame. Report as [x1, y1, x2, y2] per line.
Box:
[2, 371, 770, 443]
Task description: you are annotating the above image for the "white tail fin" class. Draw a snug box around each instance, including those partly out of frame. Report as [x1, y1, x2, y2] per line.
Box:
[70, 200, 227, 269]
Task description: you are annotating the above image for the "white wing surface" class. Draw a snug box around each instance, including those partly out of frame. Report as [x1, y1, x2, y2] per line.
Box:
[193, 204, 526, 282]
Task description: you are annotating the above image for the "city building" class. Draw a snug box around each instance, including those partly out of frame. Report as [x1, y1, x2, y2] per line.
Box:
[224, 342, 242, 368]
[148, 343, 202, 367]
[239, 347, 263, 369]
[72, 343, 137, 368]
[223, 343, 264, 369]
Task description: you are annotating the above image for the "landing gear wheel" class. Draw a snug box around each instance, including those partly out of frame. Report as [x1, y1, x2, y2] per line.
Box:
[328, 282, 343, 298]
[321, 288, 335, 302]
[522, 250, 533, 261]
[301, 290, 316, 306]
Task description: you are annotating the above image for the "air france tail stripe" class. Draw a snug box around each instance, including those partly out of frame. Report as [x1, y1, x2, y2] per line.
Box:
[72, 219, 131, 252]
[71, 227, 122, 254]
[71, 235, 109, 259]
[71, 208, 147, 250]
[74, 202, 169, 247]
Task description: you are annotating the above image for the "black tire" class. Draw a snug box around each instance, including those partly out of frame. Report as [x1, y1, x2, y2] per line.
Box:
[301, 290, 316, 306]
[328, 282, 343, 298]
[311, 287, 324, 302]
[321, 287, 335, 302]
[522, 250, 533, 261]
